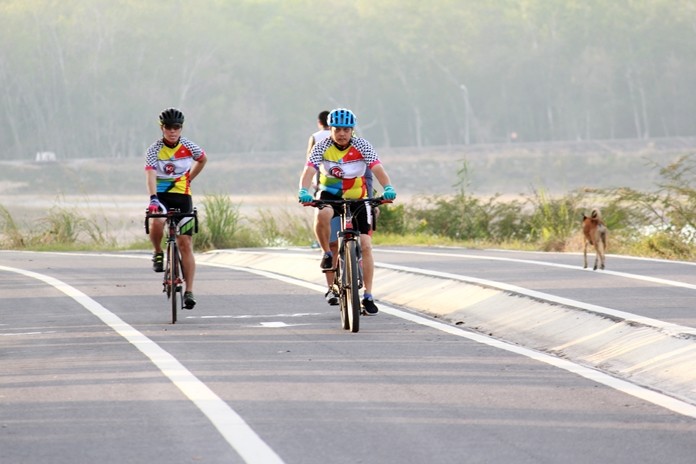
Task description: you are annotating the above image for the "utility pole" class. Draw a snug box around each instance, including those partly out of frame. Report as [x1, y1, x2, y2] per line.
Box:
[460, 84, 470, 145]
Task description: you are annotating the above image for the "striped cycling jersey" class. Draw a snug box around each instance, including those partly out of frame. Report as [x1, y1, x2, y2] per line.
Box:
[144, 137, 206, 195]
[307, 136, 381, 199]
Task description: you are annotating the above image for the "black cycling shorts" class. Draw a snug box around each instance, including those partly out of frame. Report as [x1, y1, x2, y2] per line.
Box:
[319, 191, 373, 235]
[156, 193, 195, 236]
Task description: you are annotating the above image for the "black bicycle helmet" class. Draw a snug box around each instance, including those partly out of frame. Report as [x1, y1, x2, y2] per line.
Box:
[159, 107, 185, 125]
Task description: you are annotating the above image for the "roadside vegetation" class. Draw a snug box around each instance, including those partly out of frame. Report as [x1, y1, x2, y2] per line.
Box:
[3, 156, 696, 260]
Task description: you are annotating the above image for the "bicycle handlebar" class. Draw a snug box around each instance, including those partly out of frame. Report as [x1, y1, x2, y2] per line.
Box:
[302, 197, 393, 208]
[145, 210, 197, 219]
[144, 208, 198, 234]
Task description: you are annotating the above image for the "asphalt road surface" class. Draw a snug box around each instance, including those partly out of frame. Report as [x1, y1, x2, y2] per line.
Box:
[2, 249, 695, 464]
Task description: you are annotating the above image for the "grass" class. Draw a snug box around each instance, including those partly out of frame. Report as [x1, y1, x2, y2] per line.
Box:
[4, 155, 696, 261]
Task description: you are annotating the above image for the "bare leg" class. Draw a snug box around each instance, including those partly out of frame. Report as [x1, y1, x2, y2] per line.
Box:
[325, 240, 338, 287]
[149, 219, 165, 253]
[177, 235, 195, 292]
[314, 208, 333, 253]
[360, 234, 374, 294]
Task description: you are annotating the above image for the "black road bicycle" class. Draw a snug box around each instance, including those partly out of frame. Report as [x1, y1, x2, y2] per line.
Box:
[145, 208, 198, 324]
[306, 197, 391, 333]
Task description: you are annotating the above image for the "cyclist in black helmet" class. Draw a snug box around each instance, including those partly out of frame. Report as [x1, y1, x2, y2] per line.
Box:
[145, 107, 207, 309]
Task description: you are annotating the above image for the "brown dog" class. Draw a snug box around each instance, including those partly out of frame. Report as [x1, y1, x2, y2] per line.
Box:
[582, 209, 607, 270]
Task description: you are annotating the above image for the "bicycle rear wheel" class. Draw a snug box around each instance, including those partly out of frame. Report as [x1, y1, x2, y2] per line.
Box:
[163, 263, 172, 299]
[344, 240, 360, 333]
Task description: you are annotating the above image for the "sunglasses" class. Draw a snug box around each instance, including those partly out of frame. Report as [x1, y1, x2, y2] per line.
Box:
[163, 123, 183, 130]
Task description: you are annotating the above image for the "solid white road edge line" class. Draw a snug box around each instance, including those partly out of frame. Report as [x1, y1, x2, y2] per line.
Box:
[379, 248, 696, 291]
[374, 261, 696, 337]
[8, 252, 696, 419]
[199, 261, 696, 420]
[0, 264, 285, 464]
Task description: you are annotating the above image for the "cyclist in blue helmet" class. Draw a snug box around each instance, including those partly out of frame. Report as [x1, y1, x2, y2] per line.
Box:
[305, 110, 378, 307]
[298, 108, 397, 315]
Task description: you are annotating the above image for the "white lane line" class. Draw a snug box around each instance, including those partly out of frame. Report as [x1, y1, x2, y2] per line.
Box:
[8, 252, 696, 418]
[258, 322, 306, 328]
[374, 262, 696, 337]
[186, 312, 322, 320]
[377, 303, 696, 419]
[378, 249, 696, 290]
[199, 261, 696, 419]
[0, 264, 284, 464]
[1, 331, 57, 336]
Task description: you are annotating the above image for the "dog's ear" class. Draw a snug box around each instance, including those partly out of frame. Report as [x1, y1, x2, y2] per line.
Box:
[582, 214, 587, 220]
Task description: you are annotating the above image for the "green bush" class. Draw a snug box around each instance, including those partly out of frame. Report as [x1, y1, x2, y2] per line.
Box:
[194, 194, 259, 250]
[0, 204, 25, 248]
[375, 203, 406, 235]
[251, 209, 313, 247]
[526, 188, 582, 249]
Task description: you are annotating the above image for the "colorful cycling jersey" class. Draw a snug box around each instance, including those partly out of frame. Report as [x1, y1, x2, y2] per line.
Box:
[144, 137, 206, 195]
[307, 136, 381, 199]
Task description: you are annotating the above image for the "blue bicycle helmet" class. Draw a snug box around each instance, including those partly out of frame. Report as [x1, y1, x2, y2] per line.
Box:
[328, 108, 356, 128]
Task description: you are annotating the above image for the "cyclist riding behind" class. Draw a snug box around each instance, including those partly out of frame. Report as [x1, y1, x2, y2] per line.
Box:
[145, 107, 207, 309]
[298, 108, 397, 315]
[307, 110, 341, 306]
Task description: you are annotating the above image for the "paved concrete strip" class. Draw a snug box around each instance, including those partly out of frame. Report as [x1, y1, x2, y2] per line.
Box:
[198, 250, 696, 407]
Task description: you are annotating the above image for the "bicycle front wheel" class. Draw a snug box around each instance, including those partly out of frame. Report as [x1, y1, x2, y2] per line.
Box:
[344, 240, 361, 333]
[168, 242, 180, 324]
[335, 258, 349, 331]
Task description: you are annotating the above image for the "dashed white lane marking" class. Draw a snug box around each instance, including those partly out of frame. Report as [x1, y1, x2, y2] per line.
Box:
[1, 331, 57, 336]
[185, 312, 322, 320]
[0, 264, 284, 464]
[259, 322, 303, 328]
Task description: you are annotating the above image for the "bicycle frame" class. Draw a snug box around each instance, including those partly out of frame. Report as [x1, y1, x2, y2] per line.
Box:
[306, 197, 390, 333]
[144, 208, 198, 324]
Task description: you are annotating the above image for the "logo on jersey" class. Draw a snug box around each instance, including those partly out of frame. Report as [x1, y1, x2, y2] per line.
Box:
[330, 166, 345, 178]
[164, 163, 176, 175]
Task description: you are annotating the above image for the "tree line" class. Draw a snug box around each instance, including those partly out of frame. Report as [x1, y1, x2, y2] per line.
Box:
[1, 0, 694, 160]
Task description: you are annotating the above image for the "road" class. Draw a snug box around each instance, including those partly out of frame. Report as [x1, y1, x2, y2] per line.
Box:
[1, 248, 695, 464]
